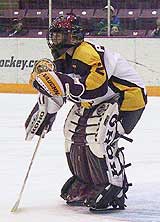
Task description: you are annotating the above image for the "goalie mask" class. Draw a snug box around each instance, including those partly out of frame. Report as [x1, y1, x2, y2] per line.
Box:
[47, 15, 84, 59]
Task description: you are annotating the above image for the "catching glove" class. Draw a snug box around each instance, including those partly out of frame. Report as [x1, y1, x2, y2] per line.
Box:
[29, 58, 56, 86]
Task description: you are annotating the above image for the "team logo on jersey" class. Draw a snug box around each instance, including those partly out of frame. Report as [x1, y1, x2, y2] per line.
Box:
[96, 103, 109, 115]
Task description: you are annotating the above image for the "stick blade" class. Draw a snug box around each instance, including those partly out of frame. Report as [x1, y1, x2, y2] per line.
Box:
[11, 199, 20, 213]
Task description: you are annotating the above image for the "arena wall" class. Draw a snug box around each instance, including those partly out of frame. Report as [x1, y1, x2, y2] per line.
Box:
[0, 37, 159, 96]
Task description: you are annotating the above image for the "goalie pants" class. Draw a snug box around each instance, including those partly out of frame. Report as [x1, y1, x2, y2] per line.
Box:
[64, 101, 145, 188]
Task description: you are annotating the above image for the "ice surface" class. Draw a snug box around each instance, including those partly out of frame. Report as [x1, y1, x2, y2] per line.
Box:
[0, 94, 160, 222]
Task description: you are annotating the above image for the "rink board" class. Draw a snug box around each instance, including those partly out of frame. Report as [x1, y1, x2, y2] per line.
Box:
[0, 83, 159, 96]
[0, 38, 159, 96]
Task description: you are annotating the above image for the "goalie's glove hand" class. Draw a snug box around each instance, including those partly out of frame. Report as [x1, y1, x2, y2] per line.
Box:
[30, 58, 56, 85]
[29, 61, 85, 100]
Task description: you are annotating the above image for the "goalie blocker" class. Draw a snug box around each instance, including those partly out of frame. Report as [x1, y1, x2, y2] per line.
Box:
[25, 94, 63, 140]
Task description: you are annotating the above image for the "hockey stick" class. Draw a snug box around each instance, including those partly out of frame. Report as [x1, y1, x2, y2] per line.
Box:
[11, 134, 44, 213]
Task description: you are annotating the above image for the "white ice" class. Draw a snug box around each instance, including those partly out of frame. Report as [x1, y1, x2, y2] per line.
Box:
[0, 94, 160, 222]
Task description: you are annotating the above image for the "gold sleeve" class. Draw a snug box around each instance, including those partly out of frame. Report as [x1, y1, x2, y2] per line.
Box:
[73, 42, 107, 90]
[112, 81, 146, 111]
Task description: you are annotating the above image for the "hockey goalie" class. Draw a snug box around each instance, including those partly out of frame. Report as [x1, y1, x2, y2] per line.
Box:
[25, 15, 147, 212]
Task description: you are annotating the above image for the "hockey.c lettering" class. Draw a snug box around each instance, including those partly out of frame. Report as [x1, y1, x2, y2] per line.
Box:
[0, 56, 37, 70]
